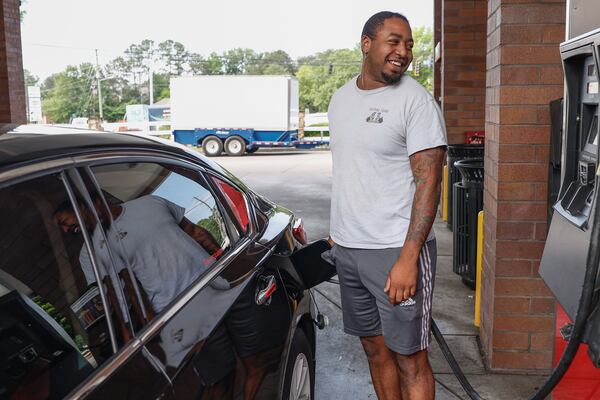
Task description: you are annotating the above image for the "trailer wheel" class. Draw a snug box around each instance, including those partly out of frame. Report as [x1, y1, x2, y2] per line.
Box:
[201, 136, 223, 157]
[224, 136, 246, 156]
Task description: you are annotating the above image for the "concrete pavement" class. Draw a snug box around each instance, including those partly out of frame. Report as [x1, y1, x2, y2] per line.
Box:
[214, 149, 548, 399]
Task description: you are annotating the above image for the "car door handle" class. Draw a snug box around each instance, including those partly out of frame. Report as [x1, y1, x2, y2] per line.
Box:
[255, 275, 277, 306]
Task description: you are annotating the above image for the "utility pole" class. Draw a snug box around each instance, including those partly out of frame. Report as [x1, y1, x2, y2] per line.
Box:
[95, 49, 103, 120]
[148, 56, 154, 105]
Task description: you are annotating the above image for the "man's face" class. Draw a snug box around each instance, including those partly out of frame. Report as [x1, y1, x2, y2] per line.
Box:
[362, 17, 413, 85]
[54, 210, 82, 234]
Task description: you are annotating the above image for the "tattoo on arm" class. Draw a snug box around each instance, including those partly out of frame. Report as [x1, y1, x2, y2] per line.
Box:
[405, 146, 446, 246]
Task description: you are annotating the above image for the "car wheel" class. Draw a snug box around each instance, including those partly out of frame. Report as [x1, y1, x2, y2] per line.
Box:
[201, 136, 223, 157]
[282, 330, 314, 400]
[224, 136, 246, 156]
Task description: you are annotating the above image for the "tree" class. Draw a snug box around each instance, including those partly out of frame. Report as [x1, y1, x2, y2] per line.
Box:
[246, 50, 296, 75]
[157, 40, 189, 76]
[297, 46, 362, 112]
[409, 26, 433, 92]
[189, 52, 223, 75]
[24, 69, 39, 87]
[41, 63, 97, 123]
[222, 48, 257, 74]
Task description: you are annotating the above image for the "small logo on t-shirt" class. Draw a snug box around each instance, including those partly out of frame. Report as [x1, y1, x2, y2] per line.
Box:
[366, 111, 384, 123]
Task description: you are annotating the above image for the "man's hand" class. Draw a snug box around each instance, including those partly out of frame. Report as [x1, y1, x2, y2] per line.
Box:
[384, 257, 418, 305]
[327, 235, 335, 247]
[384, 145, 445, 305]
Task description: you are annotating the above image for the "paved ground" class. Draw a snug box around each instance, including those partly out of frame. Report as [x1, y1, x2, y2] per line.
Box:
[214, 149, 548, 399]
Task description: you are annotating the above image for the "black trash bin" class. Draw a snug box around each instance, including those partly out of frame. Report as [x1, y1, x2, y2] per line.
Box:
[452, 159, 484, 289]
[446, 145, 484, 231]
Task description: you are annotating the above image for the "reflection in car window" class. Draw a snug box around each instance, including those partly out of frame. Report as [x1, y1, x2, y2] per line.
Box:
[89, 162, 233, 317]
[0, 174, 119, 399]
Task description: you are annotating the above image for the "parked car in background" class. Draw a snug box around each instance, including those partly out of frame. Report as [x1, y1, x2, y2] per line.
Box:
[0, 126, 318, 400]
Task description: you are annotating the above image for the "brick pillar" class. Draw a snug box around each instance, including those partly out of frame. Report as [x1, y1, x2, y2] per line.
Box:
[0, 0, 26, 124]
[482, 0, 565, 371]
[440, 0, 487, 144]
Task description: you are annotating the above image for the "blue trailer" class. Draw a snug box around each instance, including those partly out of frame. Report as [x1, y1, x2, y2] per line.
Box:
[170, 76, 327, 156]
[173, 128, 326, 156]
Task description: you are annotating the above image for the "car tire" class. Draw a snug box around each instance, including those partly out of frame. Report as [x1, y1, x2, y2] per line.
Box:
[224, 136, 246, 156]
[201, 136, 223, 157]
[282, 329, 315, 400]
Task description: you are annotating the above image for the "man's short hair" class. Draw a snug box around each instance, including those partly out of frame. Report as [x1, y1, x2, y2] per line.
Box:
[361, 11, 409, 39]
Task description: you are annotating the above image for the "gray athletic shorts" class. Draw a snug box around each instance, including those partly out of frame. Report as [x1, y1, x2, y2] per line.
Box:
[325, 239, 437, 355]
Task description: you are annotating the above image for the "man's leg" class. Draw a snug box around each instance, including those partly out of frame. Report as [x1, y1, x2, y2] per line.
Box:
[395, 349, 434, 400]
[359, 335, 402, 400]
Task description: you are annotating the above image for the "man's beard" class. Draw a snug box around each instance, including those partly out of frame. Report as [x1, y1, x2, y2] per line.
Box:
[382, 71, 403, 85]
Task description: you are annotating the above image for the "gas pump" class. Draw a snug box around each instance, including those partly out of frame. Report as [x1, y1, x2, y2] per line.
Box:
[539, 28, 600, 399]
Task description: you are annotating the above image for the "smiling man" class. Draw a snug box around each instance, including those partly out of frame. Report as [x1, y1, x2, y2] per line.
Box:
[327, 11, 447, 400]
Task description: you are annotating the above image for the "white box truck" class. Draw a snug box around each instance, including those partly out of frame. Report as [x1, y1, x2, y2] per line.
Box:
[171, 75, 323, 156]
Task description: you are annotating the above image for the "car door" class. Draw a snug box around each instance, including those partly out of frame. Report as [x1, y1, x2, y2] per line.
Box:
[84, 158, 293, 399]
[0, 168, 172, 400]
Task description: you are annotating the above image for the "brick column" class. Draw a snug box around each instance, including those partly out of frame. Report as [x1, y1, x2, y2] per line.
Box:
[481, 0, 565, 371]
[440, 0, 487, 144]
[0, 0, 26, 124]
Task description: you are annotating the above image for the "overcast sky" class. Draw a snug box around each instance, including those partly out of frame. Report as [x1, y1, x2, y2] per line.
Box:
[21, 0, 433, 80]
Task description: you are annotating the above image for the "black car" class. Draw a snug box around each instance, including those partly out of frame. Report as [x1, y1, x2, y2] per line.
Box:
[0, 127, 326, 400]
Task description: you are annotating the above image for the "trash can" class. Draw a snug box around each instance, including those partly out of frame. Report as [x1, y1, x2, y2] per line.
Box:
[446, 145, 484, 231]
[452, 159, 484, 289]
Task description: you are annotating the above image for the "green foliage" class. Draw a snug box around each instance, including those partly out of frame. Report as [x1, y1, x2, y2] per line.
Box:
[408, 26, 433, 92]
[32, 295, 75, 338]
[38, 26, 434, 121]
[297, 46, 362, 112]
[24, 69, 39, 87]
[197, 209, 224, 246]
[42, 63, 97, 123]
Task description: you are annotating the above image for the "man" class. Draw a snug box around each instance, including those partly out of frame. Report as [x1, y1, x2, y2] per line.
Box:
[327, 11, 447, 400]
[54, 194, 221, 314]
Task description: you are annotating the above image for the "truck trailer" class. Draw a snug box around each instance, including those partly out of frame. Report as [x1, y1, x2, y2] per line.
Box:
[170, 75, 324, 156]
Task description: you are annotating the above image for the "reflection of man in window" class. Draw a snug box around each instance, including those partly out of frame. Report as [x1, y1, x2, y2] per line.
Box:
[53, 194, 222, 315]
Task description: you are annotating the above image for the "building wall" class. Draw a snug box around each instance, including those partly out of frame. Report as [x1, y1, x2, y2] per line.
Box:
[0, 0, 26, 124]
[481, 0, 565, 371]
[439, 0, 488, 144]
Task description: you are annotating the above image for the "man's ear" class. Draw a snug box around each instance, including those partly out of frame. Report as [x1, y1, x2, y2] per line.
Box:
[361, 35, 371, 55]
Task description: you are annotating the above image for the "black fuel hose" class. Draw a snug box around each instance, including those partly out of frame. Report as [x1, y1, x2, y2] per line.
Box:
[431, 319, 485, 400]
[429, 182, 600, 400]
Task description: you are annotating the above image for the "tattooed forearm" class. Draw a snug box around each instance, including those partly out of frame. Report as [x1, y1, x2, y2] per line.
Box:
[405, 146, 446, 246]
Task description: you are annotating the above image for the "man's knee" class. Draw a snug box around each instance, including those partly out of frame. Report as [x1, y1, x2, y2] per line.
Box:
[395, 349, 430, 379]
[360, 335, 391, 363]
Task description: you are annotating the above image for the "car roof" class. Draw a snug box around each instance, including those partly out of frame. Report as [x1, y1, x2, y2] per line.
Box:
[0, 125, 214, 171]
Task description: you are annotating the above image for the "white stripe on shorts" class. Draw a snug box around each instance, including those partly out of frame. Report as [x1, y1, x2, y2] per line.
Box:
[420, 243, 434, 350]
[421, 244, 433, 350]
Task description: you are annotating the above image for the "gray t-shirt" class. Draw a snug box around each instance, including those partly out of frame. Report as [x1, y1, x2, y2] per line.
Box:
[328, 75, 447, 249]
[80, 195, 211, 313]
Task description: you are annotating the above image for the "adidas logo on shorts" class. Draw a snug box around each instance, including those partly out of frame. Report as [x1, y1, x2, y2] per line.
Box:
[398, 297, 416, 307]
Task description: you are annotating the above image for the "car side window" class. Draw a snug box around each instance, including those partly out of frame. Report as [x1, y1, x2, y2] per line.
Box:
[88, 162, 234, 318]
[0, 173, 123, 399]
